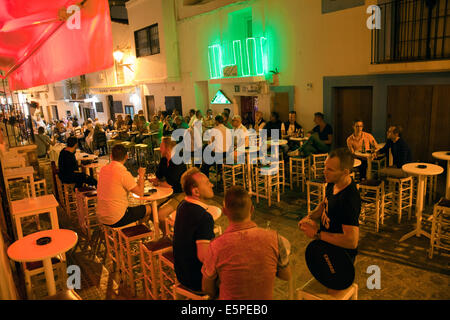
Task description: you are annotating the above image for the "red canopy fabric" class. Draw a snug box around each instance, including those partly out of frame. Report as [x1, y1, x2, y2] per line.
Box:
[0, 0, 113, 90]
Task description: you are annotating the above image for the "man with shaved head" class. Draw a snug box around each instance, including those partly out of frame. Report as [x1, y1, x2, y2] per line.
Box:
[201, 186, 292, 299]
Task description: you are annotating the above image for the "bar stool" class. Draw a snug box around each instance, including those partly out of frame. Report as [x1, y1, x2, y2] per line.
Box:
[24, 257, 67, 300]
[140, 237, 173, 299]
[385, 176, 413, 223]
[75, 189, 99, 246]
[37, 157, 53, 194]
[371, 155, 386, 179]
[135, 144, 149, 167]
[358, 180, 385, 232]
[429, 198, 450, 259]
[254, 162, 281, 207]
[118, 224, 154, 296]
[278, 160, 286, 193]
[306, 179, 326, 215]
[56, 176, 77, 222]
[309, 153, 328, 180]
[158, 249, 178, 299]
[223, 163, 246, 192]
[296, 278, 358, 300]
[173, 284, 209, 300]
[290, 156, 308, 191]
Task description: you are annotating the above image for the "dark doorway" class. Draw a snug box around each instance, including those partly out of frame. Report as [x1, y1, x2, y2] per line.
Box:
[272, 92, 290, 123]
[51, 105, 59, 120]
[240, 96, 258, 122]
[333, 87, 373, 148]
[165, 96, 182, 115]
[107, 95, 115, 120]
[387, 85, 450, 162]
[125, 105, 134, 117]
[83, 108, 96, 121]
[146, 95, 155, 119]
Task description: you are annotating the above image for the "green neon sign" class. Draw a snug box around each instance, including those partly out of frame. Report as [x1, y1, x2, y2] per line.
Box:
[211, 90, 232, 104]
[208, 37, 268, 79]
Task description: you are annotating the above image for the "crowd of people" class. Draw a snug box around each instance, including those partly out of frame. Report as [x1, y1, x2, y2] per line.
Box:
[21, 104, 415, 300]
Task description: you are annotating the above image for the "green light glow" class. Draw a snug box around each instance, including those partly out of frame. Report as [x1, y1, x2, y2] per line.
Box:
[211, 90, 232, 104]
[208, 36, 268, 79]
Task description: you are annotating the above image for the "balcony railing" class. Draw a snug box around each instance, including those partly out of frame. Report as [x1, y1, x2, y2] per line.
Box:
[371, 0, 450, 64]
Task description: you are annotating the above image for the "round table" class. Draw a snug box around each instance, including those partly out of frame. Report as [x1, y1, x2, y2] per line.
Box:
[400, 163, 444, 242]
[206, 205, 222, 221]
[267, 139, 288, 146]
[354, 143, 385, 180]
[432, 151, 450, 199]
[353, 159, 362, 168]
[7, 229, 78, 296]
[132, 186, 174, 240]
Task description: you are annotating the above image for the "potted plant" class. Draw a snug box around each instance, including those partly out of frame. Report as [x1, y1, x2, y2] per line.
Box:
[65, 79, 76, 100]
[270, 68, 280, 86]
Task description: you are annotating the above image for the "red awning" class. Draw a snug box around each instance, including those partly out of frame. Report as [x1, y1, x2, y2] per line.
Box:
[0, 0, 114, 90]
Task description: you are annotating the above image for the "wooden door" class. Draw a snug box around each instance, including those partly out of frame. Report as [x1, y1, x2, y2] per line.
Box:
[146, 95, 155, 119]
[272, 92, 290, 122]
[334, 87, 373, 148]
[387, 86, 433, 162]
[240, 96, 257, 122]
[165, 96, 182, 115]
[388, 85, 450, 162]
[51, 105, 59, 120]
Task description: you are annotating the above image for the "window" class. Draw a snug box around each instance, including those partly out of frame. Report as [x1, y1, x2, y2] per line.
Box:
[134, 24, 160, 57]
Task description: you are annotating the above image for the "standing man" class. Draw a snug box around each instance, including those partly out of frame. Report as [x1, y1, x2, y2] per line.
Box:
[173, 168, 216, 293]
[202, 186, 291, 299]
[299, 148, 361, 264]
[376, 125, 412, 177]
[346, 119, 378, 180]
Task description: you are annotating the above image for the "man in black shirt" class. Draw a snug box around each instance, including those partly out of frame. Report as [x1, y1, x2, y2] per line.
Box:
[149, 137, 187, 235]
[264, 111, 283, 139]
[299, 148, 361, 263]
[58, 137, 97, 189]
[173, 167, 215, 292]
[376, 125, 412, 178]
[289, 112, 333, 157]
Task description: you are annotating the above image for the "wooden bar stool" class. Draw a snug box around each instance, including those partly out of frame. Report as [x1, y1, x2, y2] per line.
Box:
[429, 198, 450, 259]
[371, 155, 386, 179]
[158, 249, 178, 300]
[296, 278, 358, 300]
[140, 237, 173, 300]
[306, 179, 326, 215]
[358, 180, 385, 232]
[386, 176, 413, 223]
[289, 156, 308, 191]
[75, 189, 99, 246]
[173, 284, 209, 300]
[309, 153, 328, 180]
[254, 162, 281, 207]
[118, 224, 154, 296]
[223, 163, 246, 192]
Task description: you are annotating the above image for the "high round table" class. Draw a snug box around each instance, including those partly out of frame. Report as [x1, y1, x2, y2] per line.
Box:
[132, 186, 173, 240]
[7, 229, 78, 296]
[354, 143, 385, 180]
[432, 151, 450, 199]
[400, 163, 444, 242]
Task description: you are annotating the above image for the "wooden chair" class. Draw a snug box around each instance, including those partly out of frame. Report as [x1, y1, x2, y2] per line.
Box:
[309, 153, 328, 180]
[306, 179, 326, 216]
[358, 180, 385, 232]
[385, 176, 413, 223]
[254, 162, 281, 207]
[158, 249, 178, 300]
[289, 156, 308, 191]
[118, 224, 154, 296]
[223, 163, 246, 192]
[140, 237, 173, 300]
[296, 278, 358, 300]
[429, 198, 450, 259]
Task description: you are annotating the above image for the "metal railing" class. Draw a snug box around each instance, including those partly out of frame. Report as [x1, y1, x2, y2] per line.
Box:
[371, 0, 450, 64]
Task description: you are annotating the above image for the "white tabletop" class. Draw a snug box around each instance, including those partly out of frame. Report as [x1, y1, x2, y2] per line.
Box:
[267, 139, 288, 146]
[132, 186, 174, 201]
[402, 163, 444, 176]
[82, 158, 109, 169]
[432, 151, 450, 161]
[206, 206, 222, 221]
[7, 229, 78, 263]
[11, 194, 59, 215]
[353, 159, 362, 167]
[76, 152, 98, 162]
[289, 136, 309, 142]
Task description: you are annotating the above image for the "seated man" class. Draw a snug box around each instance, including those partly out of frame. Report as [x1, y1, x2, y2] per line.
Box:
[58, 137, 97, 189]
[346, 119, 378, 180]
[148, 137, 187, 235]
[299, 148, 361, 264]
[289, 112, 333, 158]
[376, 125, 412, 178]
[173, 168, 216, 293]
[202, 186, 292, 300]
[96, 144, 152, 228]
